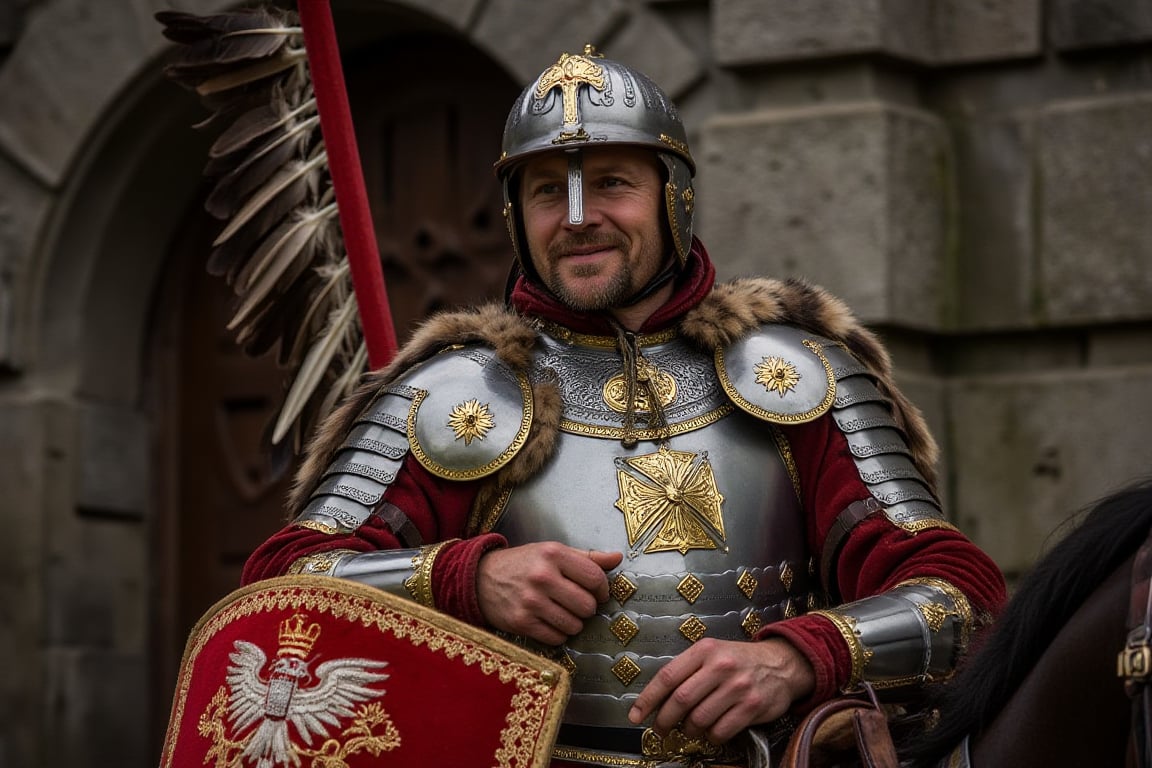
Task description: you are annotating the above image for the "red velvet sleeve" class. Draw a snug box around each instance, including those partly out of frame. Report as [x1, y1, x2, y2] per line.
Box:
[756, 414, 1007, 704]
[241, 456, 507, 626]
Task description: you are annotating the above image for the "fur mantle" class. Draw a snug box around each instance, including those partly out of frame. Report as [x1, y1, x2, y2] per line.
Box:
[289, 277, 939, 512]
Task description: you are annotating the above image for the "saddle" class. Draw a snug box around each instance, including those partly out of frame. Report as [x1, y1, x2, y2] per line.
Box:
[780, 684, 900, 768]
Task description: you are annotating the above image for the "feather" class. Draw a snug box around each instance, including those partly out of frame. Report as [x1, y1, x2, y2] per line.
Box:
[227, 206, 337, 330]
[208, 95, 316, 161]
[273, 293, 360, 445]
[159, 8, 370, 451]
[205, 116, 317, 218]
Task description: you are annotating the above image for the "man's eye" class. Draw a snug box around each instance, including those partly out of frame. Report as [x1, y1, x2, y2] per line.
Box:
[532, 182, 562, 196]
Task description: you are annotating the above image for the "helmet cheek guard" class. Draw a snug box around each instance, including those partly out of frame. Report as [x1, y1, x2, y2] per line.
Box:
[496, 46, 696, 275]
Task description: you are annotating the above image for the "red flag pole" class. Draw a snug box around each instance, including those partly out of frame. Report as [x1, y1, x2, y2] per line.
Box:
[296, 0, 397, 369]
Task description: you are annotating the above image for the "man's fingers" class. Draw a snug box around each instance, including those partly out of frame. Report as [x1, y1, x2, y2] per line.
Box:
[559, 548, 622, 602]
[628, 646, 704, 725]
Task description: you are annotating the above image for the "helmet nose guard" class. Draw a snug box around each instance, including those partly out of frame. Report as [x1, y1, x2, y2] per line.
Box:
[495, 45, 696, 274]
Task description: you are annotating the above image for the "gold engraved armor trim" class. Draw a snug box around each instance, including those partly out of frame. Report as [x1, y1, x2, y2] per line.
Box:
[610, 573, 638, 605]
[682, 185, 695, 215]
[676, 574, 705, 604]
[446, 399, 495, 445]
[614, 447, 727, 556]
[898, 577, 974, 648]
[551, 747, 653, 767]
[610, 614, 640, 646]
[658, 133, 691, 157]
[755, 355, 802, 396]
[665, 180, 687, 260]
[780, 563, 795, 592]
[287, 549, 359, 575]
[408, 371, 533, 481]
[162, 577, 568, 768]
[717, 338, 837, 424]
[536, 320, 677, 348]
[737, 570, 759, 599]
[918, 602, 955, 633]
[535, 50, 606, 143]
[294, 519, 345, 535]
[469, 485, 513, 536]
[897, 518, 962, 535]
[642, 727, 732, 762]
[784, 598, 797, 619]
[612, 656, 642, 686]
[603, 358, 677, 414]
[402, 539, 456, 608]
[679, 616, 707, 643]
[810, 609, 870, 689]
[559, 403, 733, 440]
[772, 426, 804, 504]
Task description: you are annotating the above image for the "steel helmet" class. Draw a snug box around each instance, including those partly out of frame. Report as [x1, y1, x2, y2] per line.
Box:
[495, 45, 696, 278]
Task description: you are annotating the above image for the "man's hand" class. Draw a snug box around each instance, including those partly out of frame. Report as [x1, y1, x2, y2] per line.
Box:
[627, 637, 816, 744]
[477, 542, 623, 645]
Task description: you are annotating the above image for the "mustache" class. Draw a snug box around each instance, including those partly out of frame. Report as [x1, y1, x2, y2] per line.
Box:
[547, 233, 627, 259]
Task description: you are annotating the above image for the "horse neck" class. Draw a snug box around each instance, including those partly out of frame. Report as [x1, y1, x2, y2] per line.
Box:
[971, 550, 1135, 768]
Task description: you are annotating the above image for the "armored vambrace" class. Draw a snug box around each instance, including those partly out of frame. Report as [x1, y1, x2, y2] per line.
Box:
[810, 578, 973, 692]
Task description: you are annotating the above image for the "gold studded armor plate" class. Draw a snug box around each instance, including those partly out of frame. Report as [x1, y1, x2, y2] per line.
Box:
[484, 327, 817, 729]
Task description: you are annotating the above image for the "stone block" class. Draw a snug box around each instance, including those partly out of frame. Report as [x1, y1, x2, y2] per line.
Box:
[713, 0, 930, 66]
[1049, 0, 1152, 51]
[77, 402, 150, 518]
[0, 152, 53, 371]
[0, 0, 164, 184]
[42, 650, 150, 768]
[950, 115, 1034, 330]
[932, 0, 1042, 63]
[601, 5, 704, 101]
[402, 0, 482, 28]
[696, 102, 950, 329]
[1035, 95, 1152, 324]
[32, 400, 148, 651]
[473, 0, 627, 84]
[948, 367, 1152, 576]
[0, 401, 46, 768]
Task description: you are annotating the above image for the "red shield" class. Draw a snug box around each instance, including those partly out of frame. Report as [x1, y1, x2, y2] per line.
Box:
[160, 575, 570, 767]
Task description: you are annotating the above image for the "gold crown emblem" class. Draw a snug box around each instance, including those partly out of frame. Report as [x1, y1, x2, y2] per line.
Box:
[277, 613, 321, 658]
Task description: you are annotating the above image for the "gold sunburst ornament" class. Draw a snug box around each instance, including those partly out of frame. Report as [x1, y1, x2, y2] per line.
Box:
[754, 356, 801, 397]
[447, 399, 495, 445]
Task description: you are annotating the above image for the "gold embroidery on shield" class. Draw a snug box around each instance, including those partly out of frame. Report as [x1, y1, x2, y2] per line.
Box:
[603, 358, 677, 414]
[614, 446, 727, 557]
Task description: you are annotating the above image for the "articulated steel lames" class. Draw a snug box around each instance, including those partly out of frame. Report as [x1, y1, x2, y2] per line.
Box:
[289, 346, 531, 604]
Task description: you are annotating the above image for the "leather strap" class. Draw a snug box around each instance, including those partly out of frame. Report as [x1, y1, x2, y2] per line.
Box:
[821, 497, 884, 599]
[377, 501, 423, 548]
[780, 684, 898, 768]
[1121, 529, 1152, 768]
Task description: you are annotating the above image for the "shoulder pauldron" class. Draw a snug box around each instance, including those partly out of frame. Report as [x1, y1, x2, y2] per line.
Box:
[293, 344, 533, 534]
[717, 324, 946, 546]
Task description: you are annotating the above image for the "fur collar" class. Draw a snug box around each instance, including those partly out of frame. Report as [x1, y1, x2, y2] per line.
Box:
[289, 278, 938, 512]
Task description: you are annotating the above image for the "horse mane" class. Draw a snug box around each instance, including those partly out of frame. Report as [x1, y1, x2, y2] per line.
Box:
[903, 477, 1152, 766]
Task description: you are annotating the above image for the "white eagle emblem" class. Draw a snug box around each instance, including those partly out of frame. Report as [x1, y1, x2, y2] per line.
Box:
[204, 612, 397, 767]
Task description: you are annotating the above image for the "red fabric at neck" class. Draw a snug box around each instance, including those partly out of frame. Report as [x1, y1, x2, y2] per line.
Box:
[508, 237, 716, 335]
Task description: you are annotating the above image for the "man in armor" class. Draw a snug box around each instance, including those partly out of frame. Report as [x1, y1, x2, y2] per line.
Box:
[243, 46, 1006, 767]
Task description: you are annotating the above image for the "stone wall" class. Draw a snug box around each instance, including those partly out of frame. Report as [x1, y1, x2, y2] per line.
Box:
[0, 0, 1149, 765]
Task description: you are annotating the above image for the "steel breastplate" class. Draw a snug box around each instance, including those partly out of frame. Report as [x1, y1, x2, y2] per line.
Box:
[481, 327, 816, 728]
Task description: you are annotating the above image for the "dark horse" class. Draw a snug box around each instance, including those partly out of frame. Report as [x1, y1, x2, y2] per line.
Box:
[900, 478, 1152, 767]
